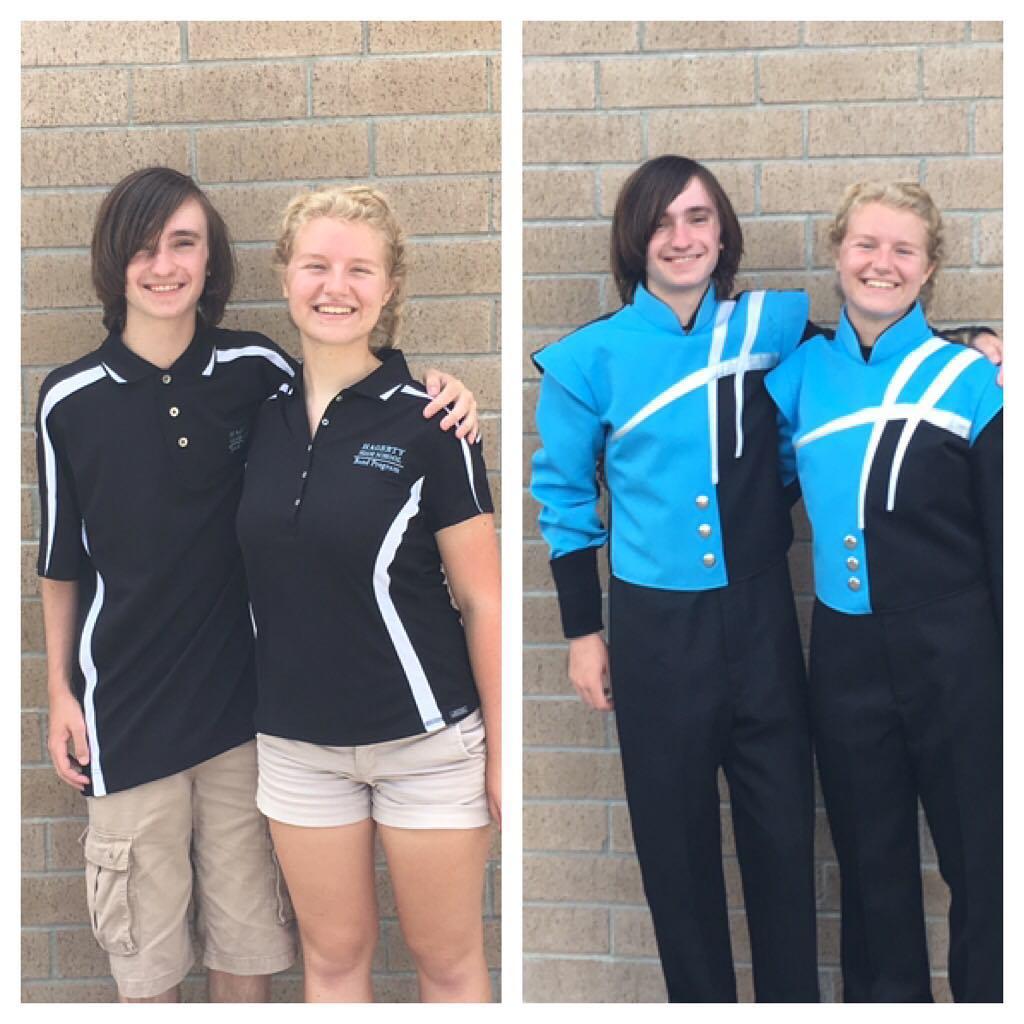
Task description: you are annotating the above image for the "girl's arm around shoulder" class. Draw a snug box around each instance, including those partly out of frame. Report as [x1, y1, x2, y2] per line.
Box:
[437, 514, 501, 827]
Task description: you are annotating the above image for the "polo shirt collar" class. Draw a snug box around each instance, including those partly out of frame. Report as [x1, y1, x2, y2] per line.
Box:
[631, 282, 718, 336]
[99, 319, 216, 384]
[835, 301, 931, 365]
[282, 347, 412, 402]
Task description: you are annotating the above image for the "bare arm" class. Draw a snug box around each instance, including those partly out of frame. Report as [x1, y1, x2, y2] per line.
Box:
[40, 577, 90, 791]
[437, 514, 501, 827]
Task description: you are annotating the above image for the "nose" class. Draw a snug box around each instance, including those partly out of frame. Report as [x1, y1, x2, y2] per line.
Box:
[669, 219, 692, 248]
[151, 245, 175, 275]
[871, 246, 894, 272]
[324, 265, 349, 295]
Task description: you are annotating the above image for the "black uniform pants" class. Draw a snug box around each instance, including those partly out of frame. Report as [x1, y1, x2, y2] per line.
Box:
[609, 560, 819, 1003]
[809, 584, 1002, 1003]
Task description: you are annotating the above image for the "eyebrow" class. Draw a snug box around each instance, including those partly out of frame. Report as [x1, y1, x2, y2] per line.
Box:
[167, 229, 202, 240]
[660, 205, 715, 218]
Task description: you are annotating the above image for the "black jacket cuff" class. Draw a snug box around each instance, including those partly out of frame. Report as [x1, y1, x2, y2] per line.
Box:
[550, 547, 604, 638]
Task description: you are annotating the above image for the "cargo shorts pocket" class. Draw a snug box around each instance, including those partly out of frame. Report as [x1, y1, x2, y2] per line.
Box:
[270, 849, 295, 927]
[80, 828, 137, 956]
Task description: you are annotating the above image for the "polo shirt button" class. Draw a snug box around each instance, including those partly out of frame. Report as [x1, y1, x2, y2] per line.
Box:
[178, 437, 189, 448]
[321, 417, 330, 427]
[301, 471, 308, 479]
[697, 524, 712, 538]
[161, 374, 172, 385]
[696, 495, 710, 509]
[702, 553, 716, 568]
[844, 535, 858, 549]
[169, 407, 180, 417]
[306, 444, 313, 452]
[334, 395, 343, 403]
[848, 577, 861, 592]
[294, 498, 301, 507]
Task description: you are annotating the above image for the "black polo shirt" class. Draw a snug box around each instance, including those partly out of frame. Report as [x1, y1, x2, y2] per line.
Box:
[35, 323, 296, 796]
[236, 350, 492, 747]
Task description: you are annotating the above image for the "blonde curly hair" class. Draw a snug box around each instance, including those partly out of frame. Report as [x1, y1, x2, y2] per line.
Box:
[275, 185, 407, 347]
[828, 180, 944, 307]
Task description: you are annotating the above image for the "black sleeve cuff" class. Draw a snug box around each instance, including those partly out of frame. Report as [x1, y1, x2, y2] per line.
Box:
[935, 325, 997, 346]
[550, 547, 604, 639]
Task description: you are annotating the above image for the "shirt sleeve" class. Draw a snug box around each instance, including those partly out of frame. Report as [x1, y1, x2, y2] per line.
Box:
[764, 344, 807, 492]
[968, 374, 1002, 630]
[531, 345, 608, 637]
[35, 383, 86, 580]
[419, 426, 493, 534]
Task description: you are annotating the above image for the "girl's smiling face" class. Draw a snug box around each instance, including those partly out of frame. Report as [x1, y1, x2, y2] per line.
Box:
[283, 216, 394, 351]
[836, 201, 934, 330]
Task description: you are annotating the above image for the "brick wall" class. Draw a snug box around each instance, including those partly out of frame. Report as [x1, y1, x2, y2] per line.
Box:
[21, 20, 501, 1002]
[522, 21, 1001, 1002]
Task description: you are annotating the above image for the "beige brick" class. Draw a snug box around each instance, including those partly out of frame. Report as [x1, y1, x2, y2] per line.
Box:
[760, 50, 917, 104]
[524, 957, 666, 1002]
[188, 21, 361, 60]
[55, 928, 110, 977]
[525, 851, 643, 903]
[523, 537, 552, 591]
[22, 874, 89, 926]
[22, 710, 43, 763]
[490, 54, 501, 113]
[203, 184, 303, 244]
[525, 751, 625, 800]
[221, 307, 298, 352]
[819, 913, 841, 966]
[524, 112, 643, 164]
[805, 22, 966, 46]
[23, 823, 46, 872]
[523, 646, 570, 697]
[22, 930, 51, 980]
[600, 162, 756, 217]
[22, 69, 129, 128]
[610, 803, 635, 853]
[924, 46, 1003, 98]
[929, 269, 1001, 321]
[971, 22, 1003, 42]
[400, 299, 494, 354]
[524, 906, 609, 954]
[644, 21, 801, 50]
[524, 802, 608, 851]
[740, 219, 805, 271]
[50, 820, 89, 871]
[922, 866, 951, 915]
[395, 177, 496, 236]
[407, 239, 500, 296]
[523, 224, 609, 275]
[524, 22, 639, 55]
[787, 540, 815, 597]
[22, 313, 105, 367]
[22, 980, 118, 1002]
[523, 60, 596, 111]
[22, 192, 104, 249]
[649, 109, 803, 160]
[22, 545, 40, 600]
[314, 56, 488, 117]
[975, 101, 1002, 154]
[24, 368, 50, 425]
[524, 169, 595, 220]
[23, 430, 39, 485]
[375, 117, 499, 175]
[369, 21, 499, 53]
[761, 160, 921, 215]
[478, 417, 500, 470]
[524, 594, 570, 645]
[405, 356, 499, 411]
[21, 21, 181, 66]
[809, 103, 969, 157]
[612, 906, 657, 956]
[523, 491, 541, 540]
[524, 278, 603, 329]
[23, 252, 94, 311]
[524, 698, 608, 748]
[134, 64, 306, 124]
[22, 129, 189, 188]
[978, 213, 1002, 265]
[197, 124, 370, 183]
[23, 767, 87, 818]
[22, 489, 35, 541]
[925, 158, 1002, 209]
[22, 656, 47, 708]
[601, 55, 755, 108]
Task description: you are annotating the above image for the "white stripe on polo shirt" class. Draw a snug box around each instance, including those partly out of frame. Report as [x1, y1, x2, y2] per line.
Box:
[202, 345, 295, 378]
[78, 524, 108, 797]
[39, 365, 107, 574]
[373, 477, 445, 732]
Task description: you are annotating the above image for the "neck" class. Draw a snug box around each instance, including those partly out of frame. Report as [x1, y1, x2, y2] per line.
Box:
[301, 336, 381, 426]
[122, 312, 197, 369]
[846, 304, 911, 350]
[647, 282, 707, 330]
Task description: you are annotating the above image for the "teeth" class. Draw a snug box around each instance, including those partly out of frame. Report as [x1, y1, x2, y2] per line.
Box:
[316, 304, 355, 315]
[864, 280, 897, 289]
[148, 284, 183, 292]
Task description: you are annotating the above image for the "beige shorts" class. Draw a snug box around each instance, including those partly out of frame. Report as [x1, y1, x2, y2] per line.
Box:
[256, 710, 490, 829]
[82, 740, 297, 999]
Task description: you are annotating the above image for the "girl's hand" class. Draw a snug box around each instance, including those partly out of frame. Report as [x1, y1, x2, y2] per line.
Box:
[422, 369, 480, 441]
[568, 632, 613, 711]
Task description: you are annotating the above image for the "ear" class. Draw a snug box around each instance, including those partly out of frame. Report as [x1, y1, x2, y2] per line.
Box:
[922, 261, 935, 285]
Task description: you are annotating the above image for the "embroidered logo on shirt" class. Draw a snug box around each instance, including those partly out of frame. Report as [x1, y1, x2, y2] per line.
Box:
[353, 443, 405, 474]
[227, 425, 248, 453]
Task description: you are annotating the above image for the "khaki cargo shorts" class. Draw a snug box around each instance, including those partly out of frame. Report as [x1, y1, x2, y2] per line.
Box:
[82, 740, 297, 999]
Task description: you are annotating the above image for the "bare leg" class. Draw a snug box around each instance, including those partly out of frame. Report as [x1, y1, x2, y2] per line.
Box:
[120, 986, 179, 1003]
[380, 824, 492, 1002]
[269, 817, 377, 1003]
[208, 970, 271, 1002]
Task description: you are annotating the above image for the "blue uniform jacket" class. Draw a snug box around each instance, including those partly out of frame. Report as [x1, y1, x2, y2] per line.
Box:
[765, 302, 1002, 620]
[532, 283, 809, 636]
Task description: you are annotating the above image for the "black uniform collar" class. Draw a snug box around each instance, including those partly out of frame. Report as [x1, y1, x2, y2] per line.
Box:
[282, 347, 412, 402]
[99, 319, 217, 384]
